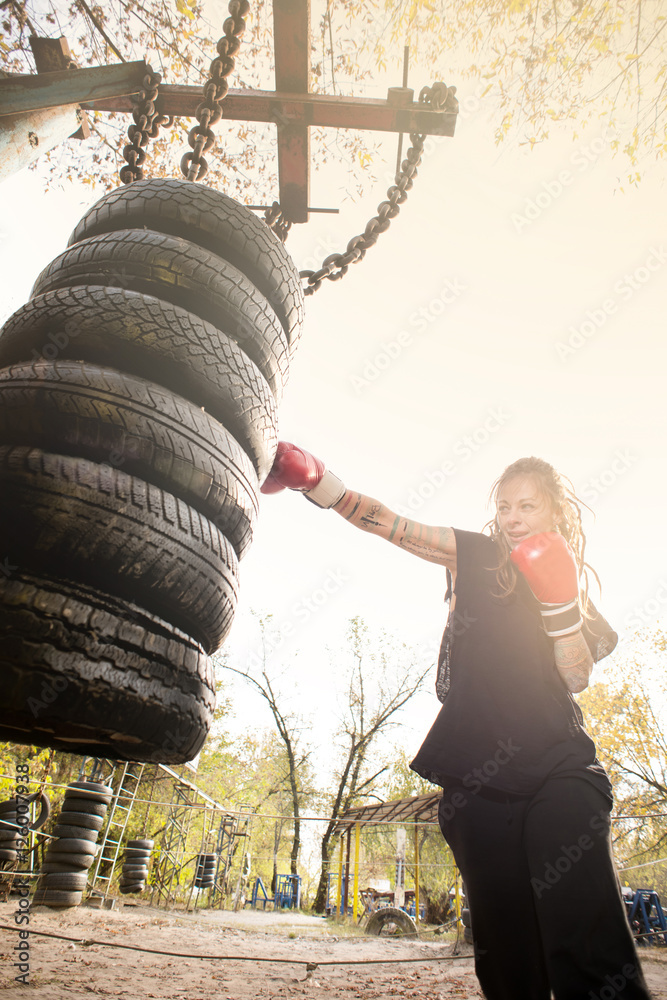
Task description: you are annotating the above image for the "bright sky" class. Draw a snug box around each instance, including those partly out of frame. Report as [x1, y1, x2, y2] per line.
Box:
[1, 43, 666, 770]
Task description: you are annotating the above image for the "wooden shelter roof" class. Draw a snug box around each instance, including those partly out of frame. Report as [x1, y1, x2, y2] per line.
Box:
[332, 791, 441, 836]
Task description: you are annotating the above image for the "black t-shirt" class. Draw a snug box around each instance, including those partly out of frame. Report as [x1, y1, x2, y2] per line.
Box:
[410, 529, 616, 799]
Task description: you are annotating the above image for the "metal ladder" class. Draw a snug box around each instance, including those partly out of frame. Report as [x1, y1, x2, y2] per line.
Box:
[87, 761, 145, 901]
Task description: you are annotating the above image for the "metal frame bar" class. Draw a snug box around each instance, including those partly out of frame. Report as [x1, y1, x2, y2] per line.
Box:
[81, 87, 456, 137]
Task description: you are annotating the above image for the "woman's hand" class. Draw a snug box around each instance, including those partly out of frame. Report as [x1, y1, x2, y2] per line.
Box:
[510, 532, 592, 692]
[510, 532, 582, 637]
[261, 441, 346, 508]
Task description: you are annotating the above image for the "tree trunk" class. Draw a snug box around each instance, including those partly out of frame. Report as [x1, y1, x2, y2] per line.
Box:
[313, 834, 334, 913]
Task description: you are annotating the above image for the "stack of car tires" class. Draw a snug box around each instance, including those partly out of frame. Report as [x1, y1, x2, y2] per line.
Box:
[34, 780, 111, 908]
[0, 790, 50, 865]
[193, 852, 217, 891]
[0, 179, 304, 764]
[118, 837, 153, 895]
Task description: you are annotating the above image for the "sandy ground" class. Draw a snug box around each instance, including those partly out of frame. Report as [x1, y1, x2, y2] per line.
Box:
[0, 901, 665, 999]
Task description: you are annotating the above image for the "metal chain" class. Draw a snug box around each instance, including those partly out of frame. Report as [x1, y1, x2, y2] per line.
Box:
[120, 66, 173, 185]
[181, 0, 250, 183]
[264, 201, 292, 243]
[299, 81, 458, 296]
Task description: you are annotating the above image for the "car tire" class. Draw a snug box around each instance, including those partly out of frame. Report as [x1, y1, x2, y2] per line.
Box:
[0, 447, 239, 652]
[0, 361, 259, 559]
[31, 231, 291, 401]
[57, 805, 107, 823]
[66, 179, 304, 352]
[0, 287, 278, 481]
[0, 572, 215, 762]
[365, 907, 418, 938]
[51, 825, 98, 842]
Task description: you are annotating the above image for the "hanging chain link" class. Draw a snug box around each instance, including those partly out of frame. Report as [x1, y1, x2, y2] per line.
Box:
[299, 82, 458, 295]
[264, 201, 292, 242]
[120, 66, 173, 185]
[181, 0, 250, 183]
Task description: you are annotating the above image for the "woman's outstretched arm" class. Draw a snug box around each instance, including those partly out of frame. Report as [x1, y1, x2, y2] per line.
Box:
[262, 442, 456, 569]
[333, 491, 456, 569]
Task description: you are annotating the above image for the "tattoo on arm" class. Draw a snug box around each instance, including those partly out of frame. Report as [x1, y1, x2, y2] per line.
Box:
[360, 503, 382, 528]
[397, 523, 454, 565]
[334, 494, 455, 567]
[554, 631, 593, 693]
[339, 493, 362, 521]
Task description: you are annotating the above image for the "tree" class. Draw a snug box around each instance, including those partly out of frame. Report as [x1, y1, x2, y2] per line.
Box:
[312, 617, 431, 913]
[0, 0, 374, 196]
[336, 0, 667, 182]
[214, 614, 315, 879]
[196, 682, 318, 900]
[3, 0, 663, 197]
[579, 628, 667, 895]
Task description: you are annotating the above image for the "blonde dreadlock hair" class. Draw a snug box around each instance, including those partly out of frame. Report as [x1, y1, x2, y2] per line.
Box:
[483, 457, 599, 612]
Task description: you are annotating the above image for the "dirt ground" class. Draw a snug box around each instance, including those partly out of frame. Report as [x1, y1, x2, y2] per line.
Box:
[0, 901, 666, 999]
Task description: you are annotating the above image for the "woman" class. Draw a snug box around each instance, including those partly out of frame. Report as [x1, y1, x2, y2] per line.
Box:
[263, 446, 651, 1000]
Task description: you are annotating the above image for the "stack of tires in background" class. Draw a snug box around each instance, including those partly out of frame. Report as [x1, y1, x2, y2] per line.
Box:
[34, 780, 112, 908]
[0, 179, 303, 764]
[0, 800, 20, 865]
[193, 852, 217, 892]
[0, 790, 50, 866]
[119, 837, 153, 895]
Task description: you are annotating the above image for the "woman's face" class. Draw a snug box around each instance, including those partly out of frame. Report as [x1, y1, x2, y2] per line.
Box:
[496, 475, 559, 549]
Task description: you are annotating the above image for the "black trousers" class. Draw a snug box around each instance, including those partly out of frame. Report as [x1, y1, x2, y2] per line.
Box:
[438, 776, 652, 1000]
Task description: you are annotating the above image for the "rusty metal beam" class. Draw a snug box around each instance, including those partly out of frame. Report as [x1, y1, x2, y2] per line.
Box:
[0, 61, 148, 117]
[272, 0, 310, 223]
[82, 87, 457, 137]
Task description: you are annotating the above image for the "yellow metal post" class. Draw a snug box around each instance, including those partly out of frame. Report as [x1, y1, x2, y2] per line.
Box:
[335, 836, 344, 915]
[352, 822, 361, 921]
[413, 823, 420, 925]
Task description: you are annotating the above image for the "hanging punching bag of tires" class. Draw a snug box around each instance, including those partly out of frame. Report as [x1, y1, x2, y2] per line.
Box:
[0, 179, 303, 763]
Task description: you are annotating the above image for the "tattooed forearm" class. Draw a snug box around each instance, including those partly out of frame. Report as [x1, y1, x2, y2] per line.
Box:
[332, 492, 456, 567]
[553, 631, 594, 693]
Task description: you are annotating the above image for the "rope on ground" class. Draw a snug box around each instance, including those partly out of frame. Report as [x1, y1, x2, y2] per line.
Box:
[0, 923, 473, 965]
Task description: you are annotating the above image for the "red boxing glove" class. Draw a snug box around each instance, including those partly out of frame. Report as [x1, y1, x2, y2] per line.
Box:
[510, 531, 582, 638]
[260, 442, 294, 495]
[260, 442, 346, 509]
[271, 443, 326, 490]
